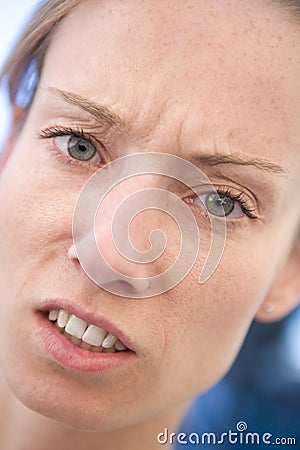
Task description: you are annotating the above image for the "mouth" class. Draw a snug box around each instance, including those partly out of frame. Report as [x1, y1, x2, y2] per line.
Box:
[48, 309, 128, 353]
[36, 301, 136, 373]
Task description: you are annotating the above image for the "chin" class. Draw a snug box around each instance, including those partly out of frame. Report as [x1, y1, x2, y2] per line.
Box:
[14, 385, 123, 432]
[6, 368, 143, 432]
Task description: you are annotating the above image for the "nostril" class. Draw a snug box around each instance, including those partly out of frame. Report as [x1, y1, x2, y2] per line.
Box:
[100, 277, 150, 298]
[68, 245, 79, 262]
[68, 235, 152, 297]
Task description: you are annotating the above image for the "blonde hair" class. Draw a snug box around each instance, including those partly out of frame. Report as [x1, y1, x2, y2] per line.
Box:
[1, 0, 81, 107]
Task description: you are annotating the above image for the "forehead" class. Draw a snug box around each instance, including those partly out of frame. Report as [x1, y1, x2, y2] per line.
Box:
[41, 0, 300, 163]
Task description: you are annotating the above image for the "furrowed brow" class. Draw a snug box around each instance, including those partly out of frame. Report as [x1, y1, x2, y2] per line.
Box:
[48, 87, 125, 131]
[194, 152, 286, 176]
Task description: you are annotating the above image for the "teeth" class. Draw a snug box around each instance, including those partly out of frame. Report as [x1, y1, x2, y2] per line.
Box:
[65, 315, 87, 339]
[57, 309, 69, 328]
[48, 309, 127, 353]
[48, 310, 59, 321]
[115, 340, 127, 351]
[102, 333, 118, 349]
[82, 324, 107, 346]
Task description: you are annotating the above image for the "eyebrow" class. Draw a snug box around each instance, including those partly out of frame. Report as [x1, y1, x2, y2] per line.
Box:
[193, 153, 286, 175]
[47, 87, 286, 176]
[48, 87, 125, 130]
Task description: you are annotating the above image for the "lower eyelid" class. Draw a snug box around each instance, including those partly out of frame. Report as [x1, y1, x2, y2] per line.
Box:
[183, 201, 252, 233]
[38, 125, 107, 163]
[42, 139, 103, 171]
[53, 134, 106, 165]
[183, 194, 253, 221]
[186, 185, 258, 217]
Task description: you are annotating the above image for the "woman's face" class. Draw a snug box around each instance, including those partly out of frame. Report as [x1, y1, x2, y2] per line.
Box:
[0, 0, 299, 431]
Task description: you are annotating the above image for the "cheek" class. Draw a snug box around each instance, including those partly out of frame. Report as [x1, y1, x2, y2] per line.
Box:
[155, 239, 273, 401]
[0, 141, 75, 260]
[0, 140, 78, 325]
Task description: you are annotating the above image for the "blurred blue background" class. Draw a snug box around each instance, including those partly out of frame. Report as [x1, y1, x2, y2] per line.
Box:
[1, 1, 299, 447]
[0, 0, 40, 147]
[178, 311, 300, 447]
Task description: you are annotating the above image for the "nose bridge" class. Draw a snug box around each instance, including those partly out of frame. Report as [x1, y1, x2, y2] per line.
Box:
[81, 176, 162, 296]
[96, 197, 150, 275]
[95, 176, 156, 260]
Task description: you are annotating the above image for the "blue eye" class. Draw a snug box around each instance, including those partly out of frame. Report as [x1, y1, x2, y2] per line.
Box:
[190, 191, 251, 219]
[205, 192, 235, 217]
[38, 125, 104, 165]
[54, 135, 100, 163]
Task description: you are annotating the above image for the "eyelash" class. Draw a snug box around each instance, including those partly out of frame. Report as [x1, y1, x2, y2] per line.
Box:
[40, 125, 89, 142]
[38, 125, 106, 167]
[185, 186, 258, 220]
[210, 187, 257, 219]
[38, 125, 258, 220]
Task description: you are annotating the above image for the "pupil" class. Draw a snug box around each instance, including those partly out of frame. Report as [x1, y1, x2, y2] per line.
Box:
[205, 192, 234, 217]
[79, 143, 87, 152]
[67, 136, 96, 161]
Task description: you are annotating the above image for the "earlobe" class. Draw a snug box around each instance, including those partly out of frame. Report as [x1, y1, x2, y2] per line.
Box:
[256, 242, 300, 323]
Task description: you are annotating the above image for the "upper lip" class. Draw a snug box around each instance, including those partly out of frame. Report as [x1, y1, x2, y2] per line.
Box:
[37, 299, 136, 353]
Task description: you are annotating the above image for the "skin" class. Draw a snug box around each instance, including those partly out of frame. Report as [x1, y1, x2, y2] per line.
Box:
[0, 0, 300, 449]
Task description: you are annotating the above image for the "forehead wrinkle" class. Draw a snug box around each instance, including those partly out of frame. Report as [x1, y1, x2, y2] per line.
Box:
[43, 0, 298, 155]
[124, 88, 178, 151]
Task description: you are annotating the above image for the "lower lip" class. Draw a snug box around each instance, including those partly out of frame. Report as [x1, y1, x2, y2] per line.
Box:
[35, 313, 136, 373]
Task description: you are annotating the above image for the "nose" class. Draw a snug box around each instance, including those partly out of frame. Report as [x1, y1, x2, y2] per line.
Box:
[68, 184, 156, 298]
[68, 237, 150, 297]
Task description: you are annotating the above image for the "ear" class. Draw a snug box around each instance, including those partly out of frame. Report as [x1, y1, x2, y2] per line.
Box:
[0, 105, 25, 172]
[256, 241, 300, 323]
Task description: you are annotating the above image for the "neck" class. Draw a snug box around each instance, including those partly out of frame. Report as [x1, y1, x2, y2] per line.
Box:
[1, 377, 188, 450]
